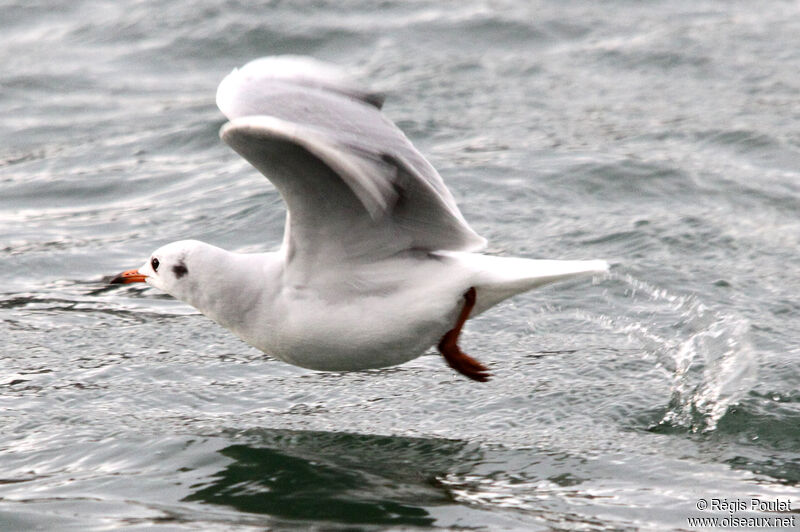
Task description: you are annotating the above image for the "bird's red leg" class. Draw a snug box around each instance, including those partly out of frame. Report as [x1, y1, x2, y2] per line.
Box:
[438, 287, 490, 382]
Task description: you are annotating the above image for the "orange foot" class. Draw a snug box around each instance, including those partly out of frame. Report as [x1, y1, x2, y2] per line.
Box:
[437, 287, 491, 382]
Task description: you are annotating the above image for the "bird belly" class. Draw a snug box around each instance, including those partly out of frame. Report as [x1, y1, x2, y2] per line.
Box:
[252, 287, 463, 371]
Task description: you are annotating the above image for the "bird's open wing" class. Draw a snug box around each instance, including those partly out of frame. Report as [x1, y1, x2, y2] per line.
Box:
[217, 56, 486, 278]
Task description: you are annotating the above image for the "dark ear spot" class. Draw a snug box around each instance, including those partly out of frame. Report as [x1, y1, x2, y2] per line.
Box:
[172, 261, 188, 279]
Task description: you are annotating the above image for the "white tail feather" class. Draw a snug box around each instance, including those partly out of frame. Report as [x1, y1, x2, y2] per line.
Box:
[438, 252, 609, 314]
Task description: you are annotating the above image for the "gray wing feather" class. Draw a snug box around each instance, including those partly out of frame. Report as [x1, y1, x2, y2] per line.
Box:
[217, 57, 486, 271]
[217, 56, 385, 113]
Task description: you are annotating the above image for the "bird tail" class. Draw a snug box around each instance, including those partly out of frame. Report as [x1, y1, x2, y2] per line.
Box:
[439, 252, 609, 314]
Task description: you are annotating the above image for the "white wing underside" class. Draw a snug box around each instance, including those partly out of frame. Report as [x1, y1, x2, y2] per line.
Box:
[217, 56, 486, 280]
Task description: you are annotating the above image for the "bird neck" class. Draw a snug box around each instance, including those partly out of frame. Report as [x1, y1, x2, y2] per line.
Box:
[181, 249, 282, 338]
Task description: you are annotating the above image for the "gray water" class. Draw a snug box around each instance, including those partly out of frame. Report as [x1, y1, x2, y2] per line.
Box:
[2, 1, 799, 530]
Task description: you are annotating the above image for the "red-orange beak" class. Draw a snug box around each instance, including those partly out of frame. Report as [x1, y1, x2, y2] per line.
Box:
[109, 269, 147, 284]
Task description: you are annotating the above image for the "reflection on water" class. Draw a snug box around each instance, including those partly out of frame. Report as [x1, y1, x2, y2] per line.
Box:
[184, 429, 480, 526]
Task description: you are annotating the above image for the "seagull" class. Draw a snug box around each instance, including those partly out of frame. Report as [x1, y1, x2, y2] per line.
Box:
[110, 56, 608, 382]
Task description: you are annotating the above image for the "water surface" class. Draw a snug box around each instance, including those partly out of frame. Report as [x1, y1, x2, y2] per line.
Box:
[2, 1, 800, 529]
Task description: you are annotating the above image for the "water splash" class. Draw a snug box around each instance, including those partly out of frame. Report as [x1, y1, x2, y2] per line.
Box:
[580, 273, 758, 432]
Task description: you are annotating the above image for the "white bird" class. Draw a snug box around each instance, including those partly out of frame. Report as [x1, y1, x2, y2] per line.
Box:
[111, 56, 608, 381]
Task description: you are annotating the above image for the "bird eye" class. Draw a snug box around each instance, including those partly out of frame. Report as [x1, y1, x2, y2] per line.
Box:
[151, 257, 160, 271]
